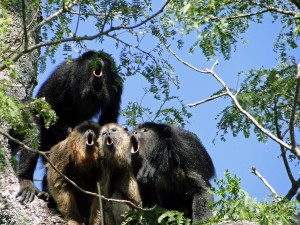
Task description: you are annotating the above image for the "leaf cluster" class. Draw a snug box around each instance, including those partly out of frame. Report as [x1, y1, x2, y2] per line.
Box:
[205, 171, 299, 225]
[165, 0, 299, 60]
[122, 206, 191, 225]
[0, 87, 57, 150]
[215, 58, 299, 144]
[122, 89, 191, 128]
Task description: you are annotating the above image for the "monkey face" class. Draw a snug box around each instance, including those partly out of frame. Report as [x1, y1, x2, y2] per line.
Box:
[130, 123, 163, 156]
[100, 123, 130, 167]
[73, 121, 101, 154]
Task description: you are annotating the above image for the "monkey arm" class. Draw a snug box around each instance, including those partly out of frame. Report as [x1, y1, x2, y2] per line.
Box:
[16, 150, 40, 203]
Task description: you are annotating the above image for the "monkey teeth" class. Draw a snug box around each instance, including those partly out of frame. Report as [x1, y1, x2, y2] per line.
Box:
[86, 133, 95, 146]
[130, 137, 139, 153]
[86, 139, 94, 146]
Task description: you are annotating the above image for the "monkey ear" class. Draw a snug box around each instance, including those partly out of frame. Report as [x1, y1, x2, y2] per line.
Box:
[123, 127, 128, 131]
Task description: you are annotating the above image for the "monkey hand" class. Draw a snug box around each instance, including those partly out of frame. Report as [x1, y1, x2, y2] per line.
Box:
[37, 191, 51, 202]
[137, 164, 156, 183]
[16, 179, 40, 203]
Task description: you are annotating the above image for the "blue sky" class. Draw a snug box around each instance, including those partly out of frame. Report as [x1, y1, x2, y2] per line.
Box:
[33, 6, 299, 202]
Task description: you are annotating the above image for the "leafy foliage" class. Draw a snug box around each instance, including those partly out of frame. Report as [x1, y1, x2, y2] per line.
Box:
[215, 58, 299, 145]
[0, 88, 57, 150]
[122, 206, 191, 225]
[205, 171, 299, 225]
[166, 0, 299, 60]
[122, 88, 191, 127]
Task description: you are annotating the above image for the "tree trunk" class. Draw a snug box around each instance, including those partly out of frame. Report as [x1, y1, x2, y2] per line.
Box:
[0, 1, 65, 224]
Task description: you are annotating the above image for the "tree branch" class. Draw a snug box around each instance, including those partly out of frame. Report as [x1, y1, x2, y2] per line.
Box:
[27, 0, 79, 35]
[167, 47, 300, 160]
[188, 92, 227, 107]
[285, 178, 300, 200]
[274, 103, 296, 184]
[248, 0, 296, 16]
[251, 167, 279, 199]
[208, 9, 270, 22]
[289, 63, 300, 155]
[21, 0, 28, 50]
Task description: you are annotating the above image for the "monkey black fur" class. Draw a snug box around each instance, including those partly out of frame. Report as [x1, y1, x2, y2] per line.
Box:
[47, 121, 102, 225]
[16, 51, 122, 203]
[130, 122, 215, 222]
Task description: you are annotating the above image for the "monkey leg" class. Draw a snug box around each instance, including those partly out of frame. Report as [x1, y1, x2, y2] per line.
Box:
[54, 189, 82, 225]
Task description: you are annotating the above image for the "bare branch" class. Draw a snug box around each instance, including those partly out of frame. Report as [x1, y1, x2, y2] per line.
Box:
[251, 167, 279, 199]
[206, 66, 300, 159]
[167, 47, 208, 74]
[188, 92, 227, 107]
[168, 48, 300, 159]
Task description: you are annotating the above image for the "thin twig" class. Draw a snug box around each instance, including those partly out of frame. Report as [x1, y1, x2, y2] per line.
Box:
[188, 92, 227, 107]
[96, 182, 105, 225]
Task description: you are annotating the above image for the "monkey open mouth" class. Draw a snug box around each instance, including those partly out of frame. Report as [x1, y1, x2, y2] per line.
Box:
[130, 136, 139, 154]
[106, 136, 114, 146]
[93, 61, 103, 77]
[86, 132, 95, 146]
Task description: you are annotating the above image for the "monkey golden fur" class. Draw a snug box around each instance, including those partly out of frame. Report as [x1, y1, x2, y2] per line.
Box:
[90, 123, 141, 225]
[46, 121, 103, 225]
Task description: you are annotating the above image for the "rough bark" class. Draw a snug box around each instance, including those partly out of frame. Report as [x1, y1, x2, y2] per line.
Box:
[0, 1, 65, 224]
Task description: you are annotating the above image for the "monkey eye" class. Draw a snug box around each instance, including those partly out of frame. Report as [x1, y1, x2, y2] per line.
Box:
[111, 128, 117, 133]
[102, 132, 107, 136]
[142, 128, 148, 132]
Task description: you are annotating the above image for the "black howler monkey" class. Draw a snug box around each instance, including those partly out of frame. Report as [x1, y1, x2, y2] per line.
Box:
[16, 51, 122, 202]
[130, 122, 215, 222]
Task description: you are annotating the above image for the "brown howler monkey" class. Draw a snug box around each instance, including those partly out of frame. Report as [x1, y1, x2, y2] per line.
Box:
[46, 121, 103, 225]
[90, 123, 141, 225]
